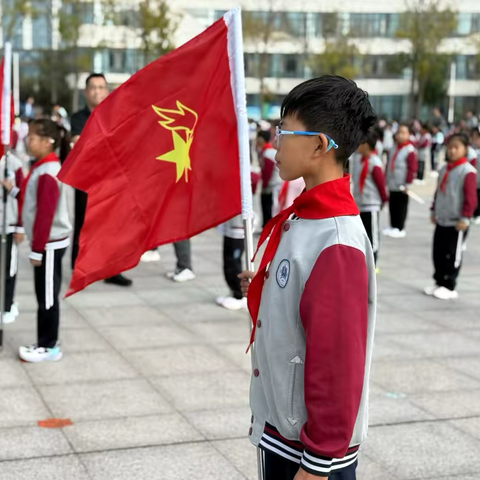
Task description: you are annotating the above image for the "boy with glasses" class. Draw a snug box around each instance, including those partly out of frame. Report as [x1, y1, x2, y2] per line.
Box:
[239, 76, 377, 480]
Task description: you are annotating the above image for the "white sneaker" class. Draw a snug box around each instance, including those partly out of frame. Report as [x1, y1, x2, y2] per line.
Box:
[432, 286, 459, 300]
[423, 284, 438, 296]
[19, 344, 63, 363]
[141, 250, 161, 263]
[430, 171, 439, 178]
[10, 303, 19, 317]
[171, 268, 196, 283]
[216, 296, 247, 311]
[382, 228, 395, 237]
[390, 229, 406, 238]
[413, 179, 424, 185]
[474, 217, 480, 226]
[1, 311, 16, 324]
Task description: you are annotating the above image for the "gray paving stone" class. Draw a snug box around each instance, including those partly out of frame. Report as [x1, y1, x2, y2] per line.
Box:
[0, 455, 90, 480]
[356, 454, 400, 480]
[185, 319, 251, 344]
[124, 344, 237, 377]
[137, 287, 213, 306]
[211, 438, 258, 480]
[97, 323, 197, 349]
[64, 413, 203, 452]
[153, 371, 250, 412]
[7, 309, 88, 331]
[24, 351, 139, 386]
[214, 343, 253, 374]
[374, 312, 443, 334]
[0, 425, 72, 460]
[371, 337, 422, 362]
[371, 359, 480, 394]
[365, 422, 480, 478]
[81, 443, 247, 480]
[161, 302, 246, 323]
[66, 290, 143, 308]
[185, 405, 251, 440]
[78, 305, 171, 327]
[39, 379, 173, 422]
[0, 388, 50, 428]
[439, 356, 480, 381]
[0, 358, 32, 388]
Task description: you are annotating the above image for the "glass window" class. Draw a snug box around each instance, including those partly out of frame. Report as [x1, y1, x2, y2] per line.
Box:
[457, 13, 472, 36]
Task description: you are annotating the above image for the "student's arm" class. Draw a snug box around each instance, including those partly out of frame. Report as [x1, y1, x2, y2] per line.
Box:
[30, 174, 60, 261]
[261, 156, 275, 189]
[470, 158, 477, 169]
[13, 167, 25, 234]
[405, 151, 418, 185]
[460, 172, 478, 223]
[372, 165, 389, 204]
[298, 245, 368, 477]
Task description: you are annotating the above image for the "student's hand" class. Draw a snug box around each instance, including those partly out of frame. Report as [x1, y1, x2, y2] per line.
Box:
[456, 220, 468, 232]
[430, 213, 436, 225]
[13, 233, 25, 245]
[30, 258, 42, 267]
[2, 179, 13, 192]
[238, 270, 255, 297]
[294, 468, 318, 480]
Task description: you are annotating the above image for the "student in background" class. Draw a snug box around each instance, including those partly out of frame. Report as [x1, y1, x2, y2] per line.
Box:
[415, 123, 432, 185]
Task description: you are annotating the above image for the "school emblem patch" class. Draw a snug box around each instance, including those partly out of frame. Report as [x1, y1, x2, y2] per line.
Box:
[276, 260, 290, 288]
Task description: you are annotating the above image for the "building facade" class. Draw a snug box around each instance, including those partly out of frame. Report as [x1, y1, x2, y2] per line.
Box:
[1, 0, 480, 120]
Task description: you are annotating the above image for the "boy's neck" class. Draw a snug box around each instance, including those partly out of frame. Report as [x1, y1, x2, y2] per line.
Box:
[304, 166, 344, 191]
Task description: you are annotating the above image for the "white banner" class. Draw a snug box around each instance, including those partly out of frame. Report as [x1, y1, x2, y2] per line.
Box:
[1, 42, 12, 146]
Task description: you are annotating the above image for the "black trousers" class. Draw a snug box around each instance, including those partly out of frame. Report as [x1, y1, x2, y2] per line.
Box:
[72, 189, 87, 269]
[174, 240, 192, 271]
[474, 189, 480, 218]
[1, 233, 18, 312]
[261, 192, 273, 227]
[35, 248, 66, 348]
[223, 236, 244, 299]
[263, 450, 357, 480]
[433, 225, 468, 291]
[360, 211, 380, 264]
[417, 160, 426, 180]
[431, 143, 438, 171]
[389, 191, 409, 231]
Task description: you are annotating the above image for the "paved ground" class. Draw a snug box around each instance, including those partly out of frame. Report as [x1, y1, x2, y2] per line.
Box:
[0, 180, 479, 480]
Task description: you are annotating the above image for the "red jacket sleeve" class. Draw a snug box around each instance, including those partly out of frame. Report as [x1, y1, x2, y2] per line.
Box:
[372, 166, 388, 204]
[470, 158, 477, 169]
[406, 151, 418, 185]
[461, 172, 478, 219]
[299, 245, 368, 474]
[261, 157, 275, 189]
[31, 174, 60, 256]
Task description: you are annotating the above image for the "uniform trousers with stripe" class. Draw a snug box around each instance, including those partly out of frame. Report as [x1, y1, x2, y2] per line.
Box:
[223, 236, 244, 299]
[263, 450, 357, 480]
[34, 248, 66, 348]
[2, 233, 18, 313]
[433, 225, 468, 291]
[360, 211, 380, 264]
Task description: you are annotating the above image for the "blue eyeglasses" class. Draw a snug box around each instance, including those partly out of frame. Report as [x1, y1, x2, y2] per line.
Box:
[275, 125, 339, 151]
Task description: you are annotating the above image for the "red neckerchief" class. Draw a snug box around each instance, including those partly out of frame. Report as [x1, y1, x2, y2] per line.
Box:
[390, 142, 412, 171]
[246, 175, 359, 351]
[261, 142, 273, 152]
[23, 152, 60, 193]
[440, 157, 467, 193]
[359, 155, 370, 193]
[277, 181, 289, 211]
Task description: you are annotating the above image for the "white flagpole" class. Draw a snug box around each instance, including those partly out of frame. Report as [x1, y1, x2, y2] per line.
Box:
[224, 8, 263, 480]
[13, 52, 20, 117]
[0, 41, 13, 349]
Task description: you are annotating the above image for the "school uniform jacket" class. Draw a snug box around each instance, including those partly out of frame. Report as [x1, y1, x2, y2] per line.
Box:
[22, 152, 72, 261]
[248, 176, 377, 477]
[0, 153, 25, 234]
[432, 159, 477, 227]
[260, 143, 282, 194]
[351, 153, 388, 212]
[387, 142, 418, 192]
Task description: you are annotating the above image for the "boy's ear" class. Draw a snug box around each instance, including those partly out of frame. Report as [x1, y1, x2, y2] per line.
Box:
[314, 134, 330, 155]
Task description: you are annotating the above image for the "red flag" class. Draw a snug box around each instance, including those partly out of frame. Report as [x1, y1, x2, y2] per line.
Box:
[0, 58, 15, 156]
[59, 14, 243, 295]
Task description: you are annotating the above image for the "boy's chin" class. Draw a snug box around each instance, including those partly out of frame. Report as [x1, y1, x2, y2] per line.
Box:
[279, 171, 302, 182]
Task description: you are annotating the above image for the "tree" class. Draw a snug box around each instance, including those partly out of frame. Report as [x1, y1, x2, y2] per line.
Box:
[397, 0, 457, 117]
[242, 5, 276, 117]
[138, 0, 177, 67]
[309, 35, 360, 79]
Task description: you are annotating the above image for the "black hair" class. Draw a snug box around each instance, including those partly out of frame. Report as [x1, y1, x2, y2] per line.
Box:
[447, 132, 469, 148]
[257, 130, 271, 143]
[280, 76, 376, 164]
[421, 123, 431, 132]
[29, 118, 71, 162]
[361, 131, 378, 151]
[471, 127, 480, 137]
[86, 73, 107, 88]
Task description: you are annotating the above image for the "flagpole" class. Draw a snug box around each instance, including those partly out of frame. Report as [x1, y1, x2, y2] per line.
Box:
[13, 52, 20, 117]
[224, 8, 263, 480]
[0, 42, 13, 350]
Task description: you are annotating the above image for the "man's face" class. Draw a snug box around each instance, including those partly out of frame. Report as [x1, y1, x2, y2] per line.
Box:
[84, 77, 109, 110]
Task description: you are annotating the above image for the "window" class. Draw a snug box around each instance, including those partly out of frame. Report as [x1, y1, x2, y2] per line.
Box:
[61, 2, 94, 24]
[349, 13, 400, 38]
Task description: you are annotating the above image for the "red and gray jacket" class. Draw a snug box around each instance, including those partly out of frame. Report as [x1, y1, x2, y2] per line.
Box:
[351, 153, 388, 212]
[386, 142, 417, 192]
[22, 152, 72, 261]
[433, 159, 477, 227]
[0, 153, 24, 234]
[417, 133, 432, 163]
[260, 143, 282, 194]
[249, 177, 376, 477]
